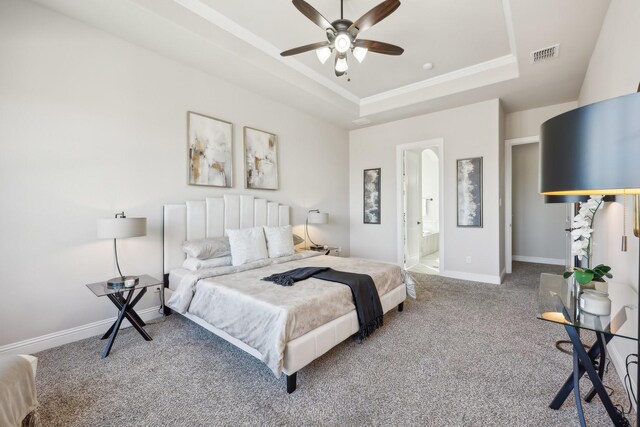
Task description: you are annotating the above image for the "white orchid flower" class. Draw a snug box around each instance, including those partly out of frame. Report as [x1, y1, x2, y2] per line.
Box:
[572, 217, 589, 229]
[571, 240, 589, 259]
[571, 227, 592, 240]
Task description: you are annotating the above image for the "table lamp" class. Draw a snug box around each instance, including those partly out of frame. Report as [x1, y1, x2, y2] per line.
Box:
[540, 90, 640, 425]
[306, 209, 328, 250]
[97, 212, 147, 288]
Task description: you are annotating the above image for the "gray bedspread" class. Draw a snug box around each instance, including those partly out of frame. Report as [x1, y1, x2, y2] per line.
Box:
[167, 254, 403, 377]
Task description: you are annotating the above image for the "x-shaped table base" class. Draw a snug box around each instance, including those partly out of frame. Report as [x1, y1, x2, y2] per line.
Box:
[549, 325, 629, 426]
[101, 287, 152, 358]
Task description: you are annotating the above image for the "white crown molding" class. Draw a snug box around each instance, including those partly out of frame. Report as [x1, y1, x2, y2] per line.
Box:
[173, 0, 360, 105]
[502, 0, 517, 56]
[174, 0, 519, 117]
[361, 54, 518, 106]
[0, 306, 162, 355]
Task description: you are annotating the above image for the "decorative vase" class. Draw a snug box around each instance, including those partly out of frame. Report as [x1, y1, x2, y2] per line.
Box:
[580, 289, 611, 316]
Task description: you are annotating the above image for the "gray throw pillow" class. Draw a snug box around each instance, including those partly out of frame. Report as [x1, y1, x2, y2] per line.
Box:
[181, 237, 231, 260]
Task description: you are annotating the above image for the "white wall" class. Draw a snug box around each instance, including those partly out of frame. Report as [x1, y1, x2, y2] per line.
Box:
[505, 102, 577, 140]
[512, 143, 565, 261]
[0, 0, 349, 348]
[576, 0, 640, 399]
[349, 99, 502, 283]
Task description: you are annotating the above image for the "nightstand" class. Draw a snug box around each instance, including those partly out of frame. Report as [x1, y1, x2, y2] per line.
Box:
[86, 274, 162, 358]
[308, 246, 340, 256]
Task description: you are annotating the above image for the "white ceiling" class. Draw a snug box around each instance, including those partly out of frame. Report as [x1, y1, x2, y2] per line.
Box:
[31, 0, 611, 129]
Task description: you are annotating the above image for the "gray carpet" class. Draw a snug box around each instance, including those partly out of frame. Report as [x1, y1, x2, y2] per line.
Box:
[35, 262, 635, 426]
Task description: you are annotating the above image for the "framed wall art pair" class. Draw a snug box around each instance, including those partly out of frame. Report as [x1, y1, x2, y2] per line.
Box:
[187, 111, 278, 190]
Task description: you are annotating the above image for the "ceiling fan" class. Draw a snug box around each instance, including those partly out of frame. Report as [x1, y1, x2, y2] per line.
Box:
[280, 0, 404, 77]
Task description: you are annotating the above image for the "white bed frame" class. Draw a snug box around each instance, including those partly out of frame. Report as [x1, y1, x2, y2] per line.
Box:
[163, 195, 407, 392]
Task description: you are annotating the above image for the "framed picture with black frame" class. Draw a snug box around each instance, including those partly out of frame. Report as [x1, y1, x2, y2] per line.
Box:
[456, 157, 482, 227]
[363, 168, 381, 224]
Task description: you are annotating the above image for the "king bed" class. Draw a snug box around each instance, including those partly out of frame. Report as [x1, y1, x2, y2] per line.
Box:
[163, 195, 406, 392]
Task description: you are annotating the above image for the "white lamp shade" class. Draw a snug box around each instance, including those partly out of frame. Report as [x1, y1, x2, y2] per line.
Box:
[97, 217, 147, 239]
[353, 47, 368, 63]
[316, 47, 332, 64]
[308, 212, 328, 224]
[335, 57, 348, 73]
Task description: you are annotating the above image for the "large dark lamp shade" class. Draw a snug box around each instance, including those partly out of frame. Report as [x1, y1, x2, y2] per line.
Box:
[540, 91, 640, 196]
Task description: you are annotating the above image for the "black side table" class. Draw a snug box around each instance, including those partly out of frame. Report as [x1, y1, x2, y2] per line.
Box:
[86, 274, 162, 358]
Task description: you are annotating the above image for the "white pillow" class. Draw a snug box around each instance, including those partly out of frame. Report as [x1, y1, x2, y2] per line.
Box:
[263, 225, 295, 258]
[227, 227, 269, 266]
[182, 256, 232, 271]
[181, 237, 230, 260]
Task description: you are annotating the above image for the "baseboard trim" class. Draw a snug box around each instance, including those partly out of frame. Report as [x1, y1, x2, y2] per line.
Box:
[441, 270, 502, 285]
[0, 306, 162, 355]
[500, 268, 506, 283]
[512, 255, 564, 266]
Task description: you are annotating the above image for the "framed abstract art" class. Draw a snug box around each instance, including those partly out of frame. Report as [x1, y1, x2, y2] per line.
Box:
[456, 157, 482, 227]
[243, 126, 279, 190]
[187, 112, 233, 188]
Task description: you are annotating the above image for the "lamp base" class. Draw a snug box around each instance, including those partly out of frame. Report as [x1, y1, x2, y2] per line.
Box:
[107, 276, 139, 289]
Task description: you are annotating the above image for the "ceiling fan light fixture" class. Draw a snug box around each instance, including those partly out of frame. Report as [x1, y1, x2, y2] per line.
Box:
[315, 46, 332, 64]
[335, 57, 348, 73]
[353, 46, 368, 63]
[334, 33, 351, 54]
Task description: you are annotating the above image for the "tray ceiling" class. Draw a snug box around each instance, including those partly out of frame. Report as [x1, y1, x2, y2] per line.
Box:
[30, 0, 611, 128]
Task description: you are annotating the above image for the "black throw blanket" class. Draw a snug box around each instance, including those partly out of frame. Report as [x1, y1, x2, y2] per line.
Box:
[263, 267, 384, 340]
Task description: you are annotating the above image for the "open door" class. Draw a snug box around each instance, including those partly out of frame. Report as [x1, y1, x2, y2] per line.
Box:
[403, 150, 421, 269]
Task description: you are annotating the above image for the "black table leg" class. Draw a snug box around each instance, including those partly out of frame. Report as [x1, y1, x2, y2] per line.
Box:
[585, 332, 607, 403]
[101, 288, 148, 340]
[106, 291, 152, 341]
[114, 290, 147, 326]
[102, 288, 134, 358]
[550, 332, 613, 409]
[573, 345, 586, 427]
[561, 325, 627, 426]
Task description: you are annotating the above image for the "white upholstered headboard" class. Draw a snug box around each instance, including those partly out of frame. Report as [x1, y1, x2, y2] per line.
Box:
[163, 195, 290, 275]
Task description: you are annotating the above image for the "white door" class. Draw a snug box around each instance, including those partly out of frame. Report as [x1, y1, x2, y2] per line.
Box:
[403, 150, 421, 268]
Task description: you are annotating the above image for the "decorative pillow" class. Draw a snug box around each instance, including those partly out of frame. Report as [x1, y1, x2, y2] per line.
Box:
[263, 225, 295, 258]
[182, 256, 232, 271]
[227, 227, 269, 266]
[292, 233, 304, 246]
[181, 237, 230, 260]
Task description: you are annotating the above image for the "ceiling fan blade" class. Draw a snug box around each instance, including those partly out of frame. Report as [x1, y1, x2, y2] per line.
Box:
[355, 39, 404, 55]
[348, 0, 400, 35]
[281, 41, 330, 57]
[292, 0, 335, 32]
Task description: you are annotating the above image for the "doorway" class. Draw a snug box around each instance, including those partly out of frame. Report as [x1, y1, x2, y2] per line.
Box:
[505, 136, 567, 273]
[397, 139, 444, 275]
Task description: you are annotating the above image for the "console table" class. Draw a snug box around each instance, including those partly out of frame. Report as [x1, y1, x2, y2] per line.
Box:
[537, 273, 637, 427]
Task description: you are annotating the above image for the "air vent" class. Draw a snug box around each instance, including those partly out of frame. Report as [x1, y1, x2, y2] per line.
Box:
[531, 44, 560, 63]
[352, 117, 372, 126]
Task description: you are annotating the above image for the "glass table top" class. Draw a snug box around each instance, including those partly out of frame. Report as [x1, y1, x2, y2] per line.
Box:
[86, 274, 162, 297]
[537, 273, 638, 341]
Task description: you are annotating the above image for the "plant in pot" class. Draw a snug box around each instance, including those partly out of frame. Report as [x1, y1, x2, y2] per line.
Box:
[563, 196, 613, 288]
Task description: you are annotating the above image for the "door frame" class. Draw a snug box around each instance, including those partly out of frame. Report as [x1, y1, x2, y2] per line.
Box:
[396, 138, 444, 270]
[504, 135, 539, 274]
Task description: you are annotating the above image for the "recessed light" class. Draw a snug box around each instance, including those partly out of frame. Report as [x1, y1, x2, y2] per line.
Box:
[422, 62, 434, 70]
